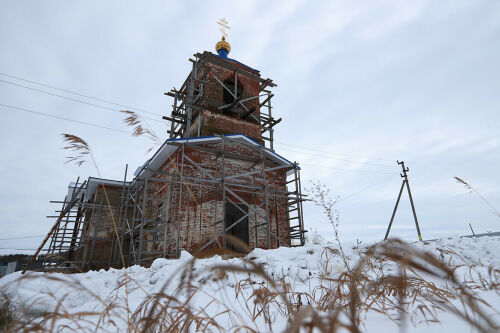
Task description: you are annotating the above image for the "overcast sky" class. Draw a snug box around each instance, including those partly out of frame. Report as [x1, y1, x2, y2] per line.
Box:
[1, 1, 499, 253]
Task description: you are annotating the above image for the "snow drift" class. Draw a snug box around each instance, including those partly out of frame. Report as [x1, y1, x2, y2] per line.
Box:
[0, 234, 499, 332]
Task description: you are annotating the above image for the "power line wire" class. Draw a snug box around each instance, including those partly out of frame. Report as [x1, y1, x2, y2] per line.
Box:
[275, 141, 394, 162]
[300, 162, 397, 175]
[0, 72, 162, 117]
[2, 102, 397, 175]
[336, 174, 380, 192]
[0, 103, 131, 134]
[0, 235, 44, 241]
[0, 72, 399, 165]
[0, 72, 400, 165]
[0, 78, 163, 123]
[278, 146, 394, 168]
[337, 175, 395, 202]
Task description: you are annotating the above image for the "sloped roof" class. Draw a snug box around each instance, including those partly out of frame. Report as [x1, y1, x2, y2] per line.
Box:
[66, 177, 131, 203]
[134, 134, 296, 180]
[212, 52, 260, 74]
[84, 177, 130, 202]
[72, 134, 295, 202]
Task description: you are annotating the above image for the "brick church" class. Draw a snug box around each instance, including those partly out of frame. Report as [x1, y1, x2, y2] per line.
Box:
[42, 24, 306, 270]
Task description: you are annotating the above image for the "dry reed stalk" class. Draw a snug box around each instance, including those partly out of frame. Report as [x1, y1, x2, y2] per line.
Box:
[0, 293, 14, 331]
[130, 255, 232, 332]
[61, 133, 126, 268]
[4, 274, 125, 332]
[349, 240, 498, 332]
[301, 181, 499, 332]
[455, 177, 500, 219]
[121, 110, 161, 154]
[62, 134, 93, 167]
[6, 178, 500, 332]
[5, 237, 500, 332]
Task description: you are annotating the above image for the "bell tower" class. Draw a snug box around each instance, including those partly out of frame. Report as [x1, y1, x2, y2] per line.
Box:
[163, 19, 280, 149]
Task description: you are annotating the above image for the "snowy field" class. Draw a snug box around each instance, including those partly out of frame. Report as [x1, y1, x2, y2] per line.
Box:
[0, 234, 499, 332]
[0, 249, 35, 256]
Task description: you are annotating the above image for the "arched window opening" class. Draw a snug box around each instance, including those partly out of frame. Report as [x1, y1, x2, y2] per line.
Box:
[223, 79, 244, 106]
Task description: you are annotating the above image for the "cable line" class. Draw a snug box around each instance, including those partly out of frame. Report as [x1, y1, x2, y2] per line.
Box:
[275, 141, 394, 163]
[278, 146, 394, 168]
[0, 78, 162, 123]
[337, 175, 395, 202]
[0, 235, 44, 241]
[300, 162, 397, 175]
[0, 73, 399, 165]
[0, 248, 37, 251]
[0, 71, 162, 117]
[336, 174, 380, 192]
[2, 103, 395, 175]
[0, 103, 131, 134]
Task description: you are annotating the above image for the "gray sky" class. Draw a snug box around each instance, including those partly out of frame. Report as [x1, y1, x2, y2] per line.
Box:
[1, 1, 499, 252]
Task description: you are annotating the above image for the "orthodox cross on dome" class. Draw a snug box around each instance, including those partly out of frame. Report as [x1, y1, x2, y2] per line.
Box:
[217, 18, 231, 39]
[216, 18, 231, 58]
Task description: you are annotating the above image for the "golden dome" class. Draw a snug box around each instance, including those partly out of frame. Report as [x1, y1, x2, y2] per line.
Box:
[215, 36, 231, 54]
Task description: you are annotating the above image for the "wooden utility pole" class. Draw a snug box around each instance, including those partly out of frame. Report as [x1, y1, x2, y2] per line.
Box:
[384, 161, 423, 241]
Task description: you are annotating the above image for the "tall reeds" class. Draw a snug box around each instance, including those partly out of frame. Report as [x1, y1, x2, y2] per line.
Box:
[3, 234, 499, 331]
[455, 177, 500, 219]
[61, 133, 126, 267]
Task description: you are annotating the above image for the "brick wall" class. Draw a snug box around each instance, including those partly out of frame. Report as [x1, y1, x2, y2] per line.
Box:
[78, 142, 291, 264]
[189, 57, 263, 142]
[189, 110, 262, 143]
[154, 142, 290, 258]
[77, 185, 124, 269]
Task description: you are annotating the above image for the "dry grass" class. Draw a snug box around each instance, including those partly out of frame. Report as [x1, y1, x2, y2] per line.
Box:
[0, 292, 14, 331]
[61, 134, 93, 167]
[2, 234, 499, 332]
[6, 244, 500, 332]
[455, 176, 500, 219]
[121, 110, 161, 153]
[12, 158, 499, 331]
[61, 133, 126, 267]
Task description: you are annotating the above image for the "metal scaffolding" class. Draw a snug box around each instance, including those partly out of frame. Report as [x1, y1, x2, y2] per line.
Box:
[41, 138, 305, 270]
[42, 178, 127, 271]
[163, 52, 280, 150]
[114, 135, 306, 267]
[43, 179, 88, 270]
[37, 52, 305, 272]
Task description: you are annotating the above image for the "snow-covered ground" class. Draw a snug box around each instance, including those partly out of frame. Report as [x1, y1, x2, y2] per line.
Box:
[0, 249, 35, 256]
[0, 234, 499, 332]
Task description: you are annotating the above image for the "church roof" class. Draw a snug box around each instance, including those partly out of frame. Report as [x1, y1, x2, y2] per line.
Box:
[213, 52, 260, 73]
[201, 51, 260, 76]
[65, 177, 131, 203]
[133, 133, 296, 181]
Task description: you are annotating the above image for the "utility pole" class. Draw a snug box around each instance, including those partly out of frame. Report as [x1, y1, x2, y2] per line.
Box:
[384, 161, 423, 241]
